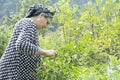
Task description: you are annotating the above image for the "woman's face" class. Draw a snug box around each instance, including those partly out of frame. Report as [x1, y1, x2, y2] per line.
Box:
[36, 13, 52, 29]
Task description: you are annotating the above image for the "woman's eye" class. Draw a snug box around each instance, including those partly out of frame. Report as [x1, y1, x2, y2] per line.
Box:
[47, 21, 50, 25]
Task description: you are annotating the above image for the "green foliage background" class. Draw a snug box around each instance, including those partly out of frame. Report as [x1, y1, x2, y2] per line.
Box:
[0, 0, 120, 80]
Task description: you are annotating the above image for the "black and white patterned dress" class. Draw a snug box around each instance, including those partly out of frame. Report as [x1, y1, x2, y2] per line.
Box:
[0, 18, 41, 80]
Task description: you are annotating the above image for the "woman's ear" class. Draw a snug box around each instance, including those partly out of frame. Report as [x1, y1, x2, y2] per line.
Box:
[39, 13, 45, 17]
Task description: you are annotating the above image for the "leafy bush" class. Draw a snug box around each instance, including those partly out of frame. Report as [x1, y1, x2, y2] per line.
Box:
[0, 0, 120, 80]
[0, 27, 12, 57]
[36, 0, 120, 79]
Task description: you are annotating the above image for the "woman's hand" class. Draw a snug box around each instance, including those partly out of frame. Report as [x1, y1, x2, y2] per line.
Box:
[38, 49, 57, 58]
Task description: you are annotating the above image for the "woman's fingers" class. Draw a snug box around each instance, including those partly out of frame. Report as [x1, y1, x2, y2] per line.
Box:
[52, 51, 57, 58]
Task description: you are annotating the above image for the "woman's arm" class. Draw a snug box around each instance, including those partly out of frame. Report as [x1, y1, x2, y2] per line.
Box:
[15, 20, 57, 58]
[38, 49, 57, 58]
[15, 20, 40, 55]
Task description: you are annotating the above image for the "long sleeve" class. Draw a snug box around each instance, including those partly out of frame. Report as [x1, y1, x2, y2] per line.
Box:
[15, 20, 40, 55]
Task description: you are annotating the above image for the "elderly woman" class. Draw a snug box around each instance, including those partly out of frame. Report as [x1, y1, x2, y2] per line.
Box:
[0, 4, 57, 80]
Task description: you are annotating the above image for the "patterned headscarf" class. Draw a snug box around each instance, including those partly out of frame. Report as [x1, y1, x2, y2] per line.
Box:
[25, 4, 55, 18]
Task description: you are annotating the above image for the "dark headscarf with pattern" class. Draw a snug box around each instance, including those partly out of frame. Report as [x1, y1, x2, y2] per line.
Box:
[25, 4, 55, 18]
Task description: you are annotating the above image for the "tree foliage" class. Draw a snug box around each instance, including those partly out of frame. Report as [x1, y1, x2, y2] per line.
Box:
[0, 0, 120, 80]
[0, 0, 20, 19]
